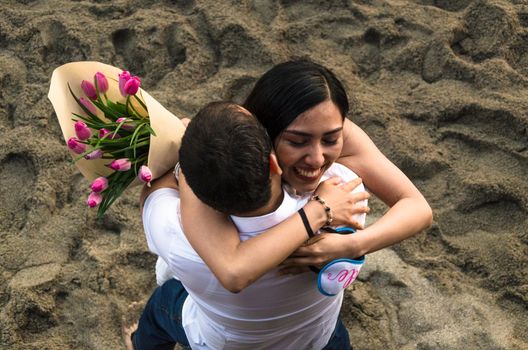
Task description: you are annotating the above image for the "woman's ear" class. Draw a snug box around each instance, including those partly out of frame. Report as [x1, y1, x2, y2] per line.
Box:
[269, 153, 283, 176]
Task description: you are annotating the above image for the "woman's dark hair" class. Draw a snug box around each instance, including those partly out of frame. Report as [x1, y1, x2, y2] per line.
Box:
[243, 59, 349, 141]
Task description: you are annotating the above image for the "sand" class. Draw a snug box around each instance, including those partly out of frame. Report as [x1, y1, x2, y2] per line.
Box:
[0, 0, 527, 349]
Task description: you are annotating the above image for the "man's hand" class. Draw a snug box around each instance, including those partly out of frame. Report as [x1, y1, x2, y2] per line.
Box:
[139, 169, 179, 212]
[181, 117, 191, 127]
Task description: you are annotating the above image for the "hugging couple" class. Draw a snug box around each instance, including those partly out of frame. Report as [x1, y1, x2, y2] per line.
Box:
[124, 59, 432, 350]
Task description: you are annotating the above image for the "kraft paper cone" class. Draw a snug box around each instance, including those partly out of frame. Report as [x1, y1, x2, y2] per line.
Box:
[48, 61, 185, 182]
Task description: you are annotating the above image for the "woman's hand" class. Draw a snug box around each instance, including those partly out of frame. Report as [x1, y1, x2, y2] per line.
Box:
[279, 233, 362, 275]
[313, 176, 370, 229]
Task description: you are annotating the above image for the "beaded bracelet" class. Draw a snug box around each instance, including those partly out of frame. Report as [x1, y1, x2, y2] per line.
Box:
[310, 195, 333, 226]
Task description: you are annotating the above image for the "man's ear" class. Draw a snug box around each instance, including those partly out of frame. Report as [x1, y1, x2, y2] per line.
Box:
[269, 153, 282, 176]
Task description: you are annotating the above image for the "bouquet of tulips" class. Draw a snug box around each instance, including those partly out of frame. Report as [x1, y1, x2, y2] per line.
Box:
[49, 62, 186, 218]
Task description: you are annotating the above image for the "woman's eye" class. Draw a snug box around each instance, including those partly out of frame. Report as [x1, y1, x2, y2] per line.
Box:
[287, 140, 307, 147]
[323, 139, 338, 145]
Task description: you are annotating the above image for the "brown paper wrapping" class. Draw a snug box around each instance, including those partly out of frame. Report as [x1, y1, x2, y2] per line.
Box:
[48, 61, 186, 182]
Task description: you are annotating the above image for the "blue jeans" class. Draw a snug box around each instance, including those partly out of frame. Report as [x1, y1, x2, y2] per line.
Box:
[133, 279, 352, 350]
[133, 279, 191, 350]
[322, 318, 352, 350]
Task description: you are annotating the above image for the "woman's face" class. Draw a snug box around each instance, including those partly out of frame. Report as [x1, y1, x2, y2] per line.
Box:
[274, 99, 344, 194]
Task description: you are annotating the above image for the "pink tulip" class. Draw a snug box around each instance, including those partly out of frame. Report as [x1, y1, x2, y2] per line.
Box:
[99, 128, 110, 138]
[109, 158, 131, 171]
[95, 72, 108, 93]
[67, 137, 86, 154]
[81, 80, 97, 100]
[79, 97, 97, 115]
[119, 71, 131, 96]
[90, 177, 109, 193]
[138, 165, 152, 185]
[87, 192, 103, 208]
[99, 128, 120, 139]
[116, 117, 135, 131]
[123, 76, 141, 95]
[84, 149, 103, 160]
[74, 120, 91, 140]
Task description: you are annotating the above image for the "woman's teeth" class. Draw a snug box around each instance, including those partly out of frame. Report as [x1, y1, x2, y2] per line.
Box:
[295, 168, 320, 178]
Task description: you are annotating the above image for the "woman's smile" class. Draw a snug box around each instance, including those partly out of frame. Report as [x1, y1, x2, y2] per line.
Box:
[294, 167, 323, 179]
[274, 99, 344, 194]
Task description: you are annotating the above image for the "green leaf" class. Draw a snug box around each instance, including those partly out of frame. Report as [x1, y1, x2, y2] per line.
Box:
[92, 99, 120, 121]
[96, 170, 136, 218]
[133, 94, 148, 111]
[107, 100, 128, 115]
[72, 113, 107, 130]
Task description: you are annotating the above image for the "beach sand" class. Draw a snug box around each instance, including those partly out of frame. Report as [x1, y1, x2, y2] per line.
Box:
[0, 0, 527, 349]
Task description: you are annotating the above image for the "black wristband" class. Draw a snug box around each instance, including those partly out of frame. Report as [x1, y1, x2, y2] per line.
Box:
[298, 208, 314, 238]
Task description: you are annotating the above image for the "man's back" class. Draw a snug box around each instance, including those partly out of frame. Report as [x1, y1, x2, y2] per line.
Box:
[143, 162, 365, 349]
[143, 187, 340, 349]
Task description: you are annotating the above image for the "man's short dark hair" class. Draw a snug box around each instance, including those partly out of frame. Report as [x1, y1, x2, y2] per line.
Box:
[179, 101, 272, 214]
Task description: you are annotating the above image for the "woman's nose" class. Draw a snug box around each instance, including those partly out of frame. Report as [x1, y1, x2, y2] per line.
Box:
[305, 145, 325, 168]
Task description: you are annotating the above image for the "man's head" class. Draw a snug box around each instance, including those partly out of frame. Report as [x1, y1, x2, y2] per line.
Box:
[179, 101, 277, 215]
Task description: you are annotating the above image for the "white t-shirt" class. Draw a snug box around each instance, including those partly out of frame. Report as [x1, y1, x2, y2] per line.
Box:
[143, 163, 366, 349]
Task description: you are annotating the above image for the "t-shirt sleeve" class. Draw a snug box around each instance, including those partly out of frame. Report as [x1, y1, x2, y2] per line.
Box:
[142, 188, 182, 262]
[324, 163, 368, 227]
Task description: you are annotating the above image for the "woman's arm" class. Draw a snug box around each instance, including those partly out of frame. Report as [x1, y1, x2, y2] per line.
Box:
[342, 119, 432, 253]
[179, 173, 368, 293]
[282, 119, 432, 267]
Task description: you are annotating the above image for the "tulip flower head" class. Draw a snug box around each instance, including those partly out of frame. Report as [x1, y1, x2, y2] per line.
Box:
[99, 128, 120, 139]
[84, 149, 103, 160]
[138, 165, 152, 186]
[81, 80, 97, 100]
[109, 158, 132, 172]
[74, 120, 91, 140]
[116, 117, 135, 131]
[67, 137, 87, 154]
[123, 76, 141, 95]
[87, 192, 103, 208]
[99, 128, 110, 138]
[119, 70, 131, 97]
[91, 177, 109, 193]
[95, 72, 108, 93]
[79, 97, 97, 115]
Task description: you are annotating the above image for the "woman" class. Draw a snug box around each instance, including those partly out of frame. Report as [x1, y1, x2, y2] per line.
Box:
[179, 59, 432, 288]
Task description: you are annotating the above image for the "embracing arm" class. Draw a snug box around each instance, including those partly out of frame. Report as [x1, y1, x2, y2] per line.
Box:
[179, 173, 365, 293]
[285, 119, 432, 266]
[180, 174, 321, 292]
[340, 119, 432, 255]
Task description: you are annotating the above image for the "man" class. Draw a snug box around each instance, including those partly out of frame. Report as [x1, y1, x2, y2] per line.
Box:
[128, 101, 366, 349]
